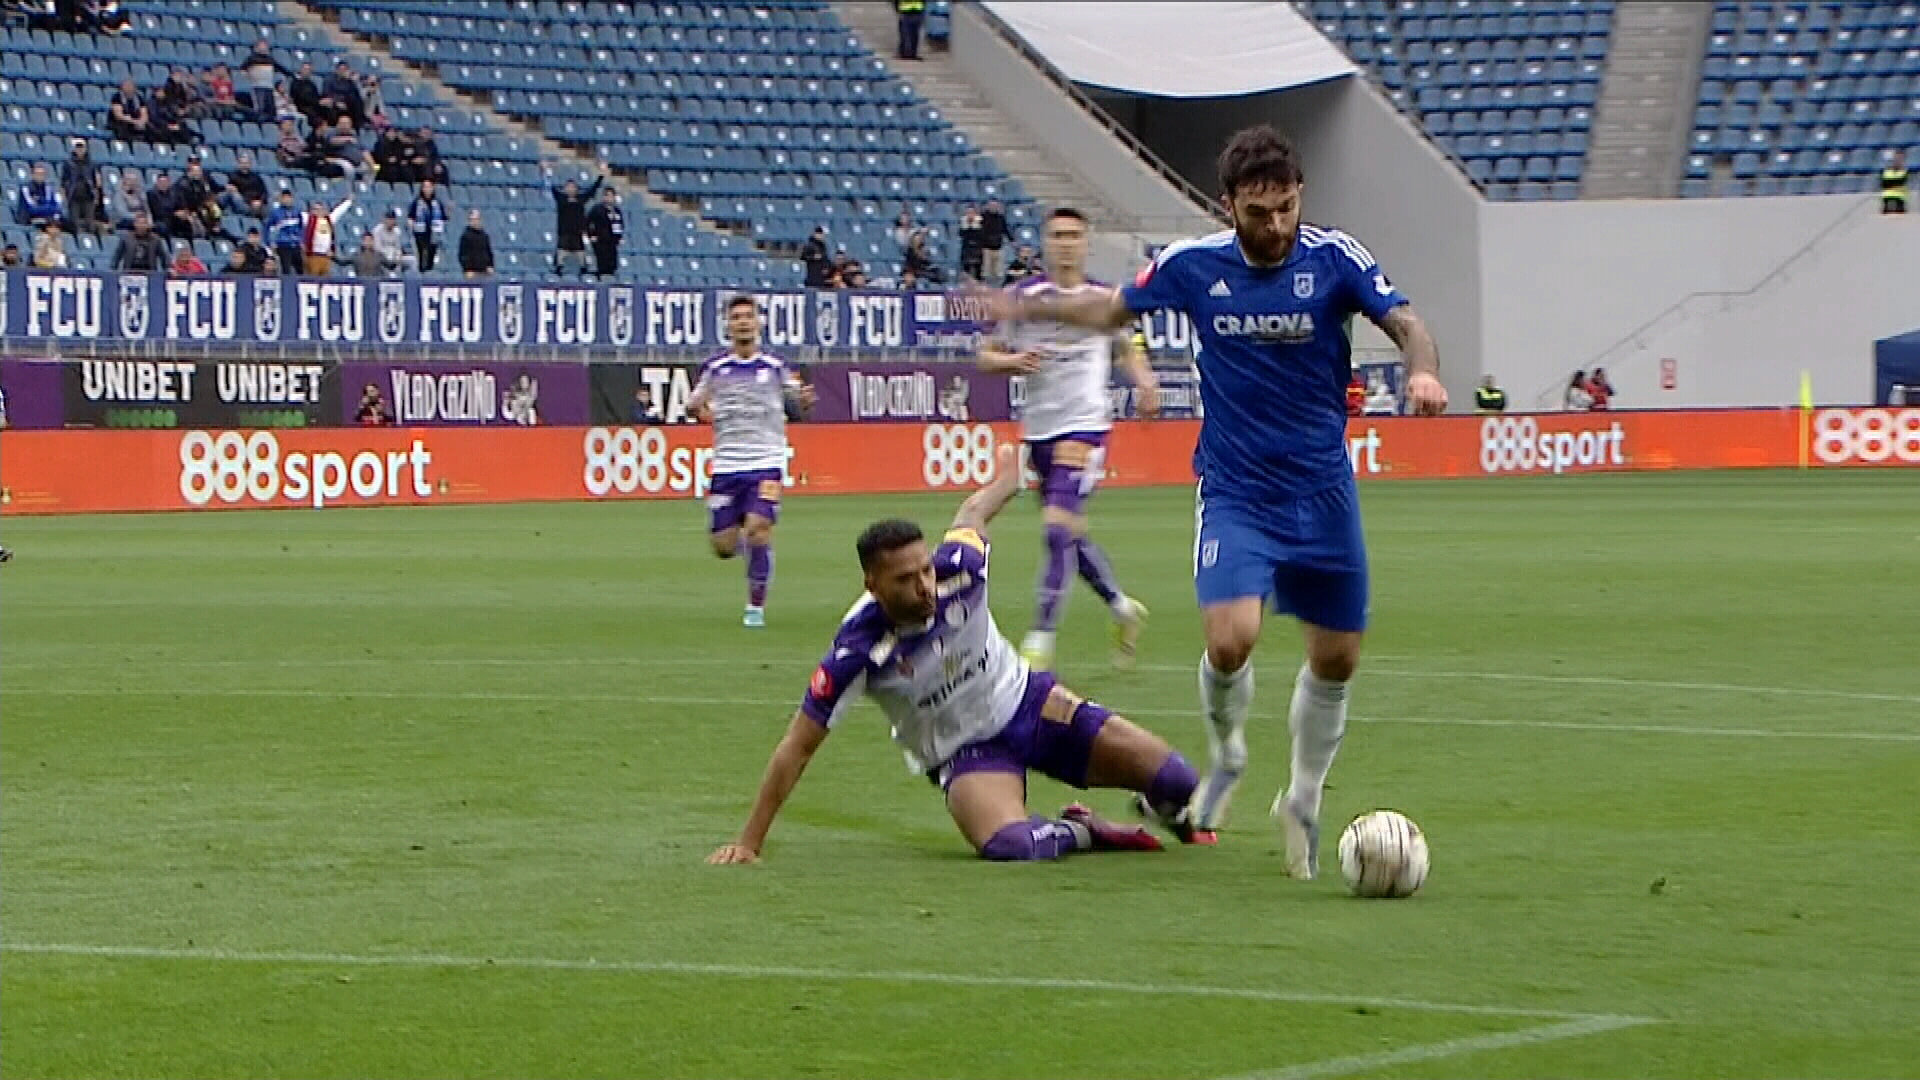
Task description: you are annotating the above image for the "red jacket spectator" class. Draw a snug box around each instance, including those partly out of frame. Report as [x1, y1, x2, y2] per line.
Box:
[1346, 373, 1366, 416]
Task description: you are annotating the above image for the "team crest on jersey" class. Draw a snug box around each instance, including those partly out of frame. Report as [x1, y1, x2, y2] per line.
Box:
[608, 286, 635, 346]
[117, 274, 149, 339]
[813, 291, 839, 347]
[1294, 272, 1315, 299]
[378, 281, 407, 344]
[497, 284, 524, 345]
[253, 278, 282, 340]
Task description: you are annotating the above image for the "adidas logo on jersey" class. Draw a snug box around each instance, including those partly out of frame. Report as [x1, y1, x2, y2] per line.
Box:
[1208, 279, 1232, 297]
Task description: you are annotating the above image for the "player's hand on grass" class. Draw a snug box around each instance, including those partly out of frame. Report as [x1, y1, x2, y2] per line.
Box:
[1406, 371, 1448, 416]
[706, 842, 760, 865]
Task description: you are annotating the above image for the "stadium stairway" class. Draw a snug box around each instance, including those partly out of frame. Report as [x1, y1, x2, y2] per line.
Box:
[828, 0, 1119, 226]
[280, 0, 742, 249]
[1584, 1, 1711, 198]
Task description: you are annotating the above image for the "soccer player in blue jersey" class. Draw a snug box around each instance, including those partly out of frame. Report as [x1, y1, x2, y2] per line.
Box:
[979, 126, 1447, 875]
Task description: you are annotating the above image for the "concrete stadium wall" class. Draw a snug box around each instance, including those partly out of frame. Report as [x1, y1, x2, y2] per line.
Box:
[1088, 77, 1487, 409]
[1480, 195, 1916, 409]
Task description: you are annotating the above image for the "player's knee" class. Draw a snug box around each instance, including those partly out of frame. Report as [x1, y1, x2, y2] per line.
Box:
[1042, 521, 1074, 553]
[1206, 638, 1254, 676]
[1041, 506, 1085, 534]
[744, 522, 772, 547]
[1308, 638, 1362, 683]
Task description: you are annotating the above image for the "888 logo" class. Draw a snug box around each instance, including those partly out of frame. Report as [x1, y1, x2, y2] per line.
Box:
[1811, 408, 1920, 465]
[921, 424, 1000, 488]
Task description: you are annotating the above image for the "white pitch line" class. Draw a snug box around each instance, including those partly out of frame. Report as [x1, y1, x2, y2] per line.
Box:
[0, 942, 1640, 1025]
[12, 686, 1920, 742]
[1221, 1015, 1653, 1080]
[1134, 665, 1920, 706]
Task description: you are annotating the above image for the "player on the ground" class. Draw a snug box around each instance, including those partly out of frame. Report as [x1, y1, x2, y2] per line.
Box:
[978, 207, 1157, 674]
[977, 126, 1447, 873]
[707, 445, 1204, 865]
[688, 295, 812, 628]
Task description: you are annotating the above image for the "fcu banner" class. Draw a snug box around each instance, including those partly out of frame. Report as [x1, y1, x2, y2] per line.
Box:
[4, 269, 925, 351]
[1, 408, 1911, 515]
[3, 268, 1208, 356]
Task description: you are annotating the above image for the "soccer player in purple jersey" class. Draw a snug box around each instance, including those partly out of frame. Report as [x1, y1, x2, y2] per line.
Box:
[688, 296, 813, 627]
[707, 446, 1204, 865]
[979, 208, 1159, 674]
[978, 127, 1447, 872]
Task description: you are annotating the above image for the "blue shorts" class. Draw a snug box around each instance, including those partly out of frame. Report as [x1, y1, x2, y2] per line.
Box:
[1193, 480, 1369, 633]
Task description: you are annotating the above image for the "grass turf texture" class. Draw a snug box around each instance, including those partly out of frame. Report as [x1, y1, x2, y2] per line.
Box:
[3, 471, 1917, 1079]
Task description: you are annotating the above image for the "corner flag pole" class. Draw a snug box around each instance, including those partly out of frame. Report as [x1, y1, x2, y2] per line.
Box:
[1798, 370, 1814, 470]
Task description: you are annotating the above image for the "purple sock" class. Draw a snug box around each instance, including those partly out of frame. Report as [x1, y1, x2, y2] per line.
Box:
[1075, 535, 1123, 605]
[980, 816, 1086, 861]
[746, 541, 772, 608]
[1035, 523, 1074, 631]
[1145, 752, 1199, 820]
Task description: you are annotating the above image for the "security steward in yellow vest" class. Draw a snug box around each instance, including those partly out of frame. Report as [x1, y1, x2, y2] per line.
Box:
[896, 0, 925, 60]
[1883, 152, 1908, 215]
[1476, 375, 1508, 414]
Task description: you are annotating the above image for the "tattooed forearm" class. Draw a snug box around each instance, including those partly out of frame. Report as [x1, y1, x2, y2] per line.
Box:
[1378, 306, 1439, 377]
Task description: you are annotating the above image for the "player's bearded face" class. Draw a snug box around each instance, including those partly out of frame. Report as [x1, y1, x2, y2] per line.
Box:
[866, 543, 937, 624]
[1227, 182, 1302, 266]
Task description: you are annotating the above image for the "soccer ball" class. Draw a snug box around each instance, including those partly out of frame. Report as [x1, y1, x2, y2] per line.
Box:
[1337, 810, 1429, 898]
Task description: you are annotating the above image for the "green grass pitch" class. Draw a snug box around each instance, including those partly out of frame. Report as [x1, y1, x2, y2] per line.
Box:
[3, 471, 1917, 1078]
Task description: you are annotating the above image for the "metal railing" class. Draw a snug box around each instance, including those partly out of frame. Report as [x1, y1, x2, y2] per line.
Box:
[1530, 193, 1879, 408]
[962, 1, 1226, 230]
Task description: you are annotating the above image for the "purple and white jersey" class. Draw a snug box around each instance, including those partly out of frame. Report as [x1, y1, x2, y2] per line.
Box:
[801, 528, 1029, 771]
[694, 349, 790, 474]
[1000, 277, 1123, 441]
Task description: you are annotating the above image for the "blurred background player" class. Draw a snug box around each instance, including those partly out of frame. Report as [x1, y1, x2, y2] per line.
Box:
[978, 125, 1446, 871]
[689, 295, 813, 627]
[708, 446, 1202, 865]
[978, 207, 1158, 673]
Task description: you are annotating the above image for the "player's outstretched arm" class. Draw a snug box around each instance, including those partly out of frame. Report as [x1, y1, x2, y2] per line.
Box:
[974, 284, 1135, 333]
[950, 444, 1022, 537]
[1375, 305, 1448, 415]
[977, 343, 1041, 375]
[708, 709, 829, 864]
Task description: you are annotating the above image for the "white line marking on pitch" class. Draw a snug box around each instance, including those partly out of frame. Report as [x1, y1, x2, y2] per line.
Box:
[16, 653, 1915, 706]
[1219, 1015, 1652, 1080]
[14, 687, 1918, 742]
[0, 942, 1648, 1027]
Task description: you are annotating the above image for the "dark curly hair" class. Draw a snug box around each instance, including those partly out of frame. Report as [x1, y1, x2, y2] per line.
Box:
[1217, 125, 1304, 197]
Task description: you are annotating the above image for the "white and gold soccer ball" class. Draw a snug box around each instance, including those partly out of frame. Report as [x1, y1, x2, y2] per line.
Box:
[1337, 810, 1429, 898]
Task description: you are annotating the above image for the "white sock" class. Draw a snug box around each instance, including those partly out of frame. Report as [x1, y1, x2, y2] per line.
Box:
[1285, 664, 1348, 823]
[1194, 653, 1253, 827]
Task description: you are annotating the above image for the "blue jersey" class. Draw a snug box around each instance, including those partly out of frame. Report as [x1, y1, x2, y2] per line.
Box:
[1120, 225, 1407, 503]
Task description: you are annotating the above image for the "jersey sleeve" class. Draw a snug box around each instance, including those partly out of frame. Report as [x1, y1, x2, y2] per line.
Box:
[1327, 228, 1408, 321]
[936, 526, 990, 578]
[800, 629, 871, 729]
[1119, 247, 1193, 317]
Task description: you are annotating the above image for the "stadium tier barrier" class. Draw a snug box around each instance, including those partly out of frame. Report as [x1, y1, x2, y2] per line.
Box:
[2, 408, 1914, 515]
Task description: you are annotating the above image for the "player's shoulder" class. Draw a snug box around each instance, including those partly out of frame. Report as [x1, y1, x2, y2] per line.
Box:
[1147, 229, 1237, 274]
[700, 350, 730, 372]
[1297, 222, 1381, 270]
[755, 350, 787, 370]
[828, 594, 890, 654]
[933, 526, 990, 578]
